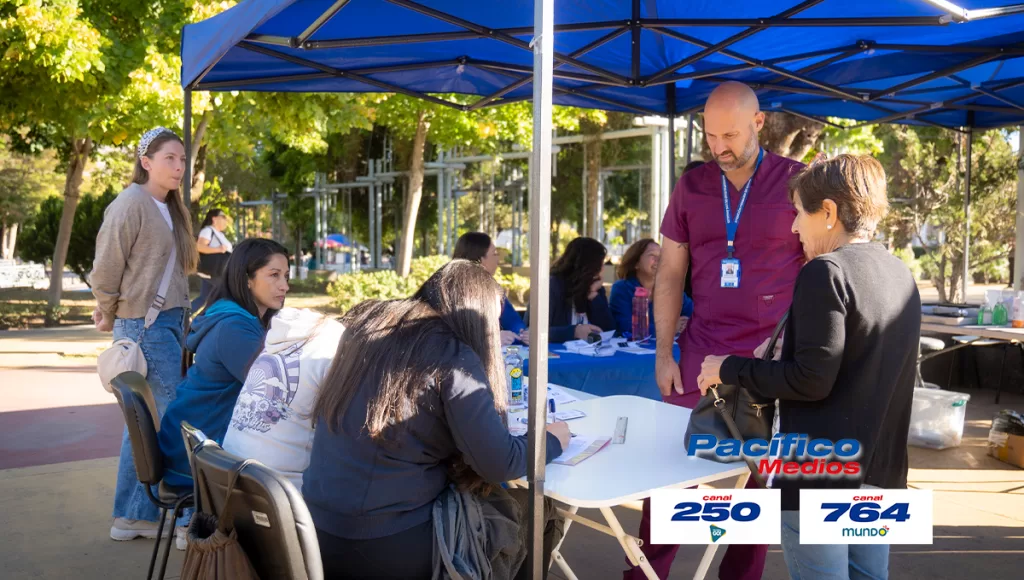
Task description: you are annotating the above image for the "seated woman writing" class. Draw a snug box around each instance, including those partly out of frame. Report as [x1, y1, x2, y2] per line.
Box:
[532, 236, 616, 343]
[609, 238, 693, 340]
[303, 260, 571, 579]
[453, 231, 528, 346]
[158, 238, 291, 488]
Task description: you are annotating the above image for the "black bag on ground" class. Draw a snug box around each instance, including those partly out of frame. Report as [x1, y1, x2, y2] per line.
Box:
[682, 312, 789, 487]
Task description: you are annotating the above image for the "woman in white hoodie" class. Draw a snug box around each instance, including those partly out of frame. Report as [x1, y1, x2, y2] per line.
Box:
[222, 308, 344, 489]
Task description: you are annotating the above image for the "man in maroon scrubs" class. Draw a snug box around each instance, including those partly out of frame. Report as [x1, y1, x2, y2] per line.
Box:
[624, 82, 805, 579]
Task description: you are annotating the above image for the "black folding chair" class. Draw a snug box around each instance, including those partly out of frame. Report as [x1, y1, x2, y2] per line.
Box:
[191, 440, 323, 579]
[110, 371, 194, 580]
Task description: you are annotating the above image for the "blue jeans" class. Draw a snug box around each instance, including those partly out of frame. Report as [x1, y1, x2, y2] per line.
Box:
[780, 511, 889, 580]
[111, 308, 189, 524]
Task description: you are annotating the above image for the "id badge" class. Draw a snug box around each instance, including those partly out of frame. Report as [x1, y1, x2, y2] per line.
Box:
[721, 258, 741, 288]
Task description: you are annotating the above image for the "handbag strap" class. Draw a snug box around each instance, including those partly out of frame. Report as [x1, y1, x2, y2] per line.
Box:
[761, 311, 790, 361]
[216, 458, 258, 533]
[706, 311, 791, 489]
[143, 245, 178, 330]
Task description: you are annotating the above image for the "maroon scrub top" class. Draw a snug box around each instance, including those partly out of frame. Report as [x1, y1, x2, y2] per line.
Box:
[660, 151, 805, 408]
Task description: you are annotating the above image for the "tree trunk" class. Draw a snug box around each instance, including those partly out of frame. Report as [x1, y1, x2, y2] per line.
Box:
[47, 136, 92, 324]
[397, 110, 430, 277]
[1, 222, 19, 260]
[585, 137, 601, 239]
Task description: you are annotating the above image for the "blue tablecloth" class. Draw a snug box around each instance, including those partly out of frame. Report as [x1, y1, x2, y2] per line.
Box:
[524, 345, 680, 400]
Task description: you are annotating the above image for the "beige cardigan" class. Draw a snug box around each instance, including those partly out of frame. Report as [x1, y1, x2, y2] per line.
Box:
[91, 184, 190, 319]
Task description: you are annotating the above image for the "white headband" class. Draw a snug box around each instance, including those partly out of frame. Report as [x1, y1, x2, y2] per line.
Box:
[137, 127, 175, 158]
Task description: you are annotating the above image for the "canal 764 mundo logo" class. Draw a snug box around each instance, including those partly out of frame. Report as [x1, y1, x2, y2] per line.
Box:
[799, 489, 933, 544]
[650, 489, 780, 544]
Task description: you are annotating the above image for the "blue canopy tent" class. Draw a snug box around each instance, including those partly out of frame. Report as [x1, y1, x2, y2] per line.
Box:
[181, 2, 1024, 576]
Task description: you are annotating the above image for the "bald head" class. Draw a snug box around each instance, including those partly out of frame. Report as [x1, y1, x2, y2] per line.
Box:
[703, 82, 765, 172]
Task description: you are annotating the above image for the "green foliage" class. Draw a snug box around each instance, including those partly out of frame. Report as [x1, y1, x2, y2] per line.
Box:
[0, 139, 62, 227]
[327, 255, 451, 313]
[497, 271, 530, 307]
[18, 187, 116, 283]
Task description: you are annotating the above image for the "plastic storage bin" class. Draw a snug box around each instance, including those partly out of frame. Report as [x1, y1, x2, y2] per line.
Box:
[907, 387, 971, 450]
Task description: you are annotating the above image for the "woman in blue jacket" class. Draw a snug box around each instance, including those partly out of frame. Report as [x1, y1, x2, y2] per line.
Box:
[610, 238, 693, 340]
[158, 238, 291, 491]
[453, 232, 527, 346]
[532, 237, 616, 343]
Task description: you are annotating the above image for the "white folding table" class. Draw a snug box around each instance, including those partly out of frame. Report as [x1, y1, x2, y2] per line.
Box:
[509, 390, 750, 580]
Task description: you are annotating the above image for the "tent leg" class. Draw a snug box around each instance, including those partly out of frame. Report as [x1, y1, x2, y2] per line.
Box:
[963, 125, 974, 302]
[1015, 126, 1024, 291]
[183, 89, 192, 210]
[526, 0, 554, 575]
[685, 113, 695, 165]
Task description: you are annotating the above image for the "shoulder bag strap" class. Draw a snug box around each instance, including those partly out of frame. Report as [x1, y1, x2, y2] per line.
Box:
[215, 458, 258, 533]
[708, 310, 791, 488]
[143, 245, 178, 330]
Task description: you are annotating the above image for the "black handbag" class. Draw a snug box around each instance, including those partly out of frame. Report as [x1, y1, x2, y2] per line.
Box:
[198, 251, 230, 278]
[683, 312, 789, 488]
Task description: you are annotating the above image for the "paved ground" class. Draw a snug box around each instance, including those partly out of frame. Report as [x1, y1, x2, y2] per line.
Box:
[1, 316, 1022, 579]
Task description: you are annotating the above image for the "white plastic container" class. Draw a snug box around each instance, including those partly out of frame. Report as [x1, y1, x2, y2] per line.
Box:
[907, 387, 971, 450]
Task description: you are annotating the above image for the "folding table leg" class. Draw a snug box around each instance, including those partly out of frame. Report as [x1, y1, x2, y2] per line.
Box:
[549, 504, 578, 579]
[599, 506, 659, 580]
[692, 472, 752, 580]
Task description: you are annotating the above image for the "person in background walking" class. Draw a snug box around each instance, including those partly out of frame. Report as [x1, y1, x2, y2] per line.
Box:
[609, 238, 693, 340]
[91, 127, 198, 543]
[453, 231, 528, 346]
[193, 208, 232, 312]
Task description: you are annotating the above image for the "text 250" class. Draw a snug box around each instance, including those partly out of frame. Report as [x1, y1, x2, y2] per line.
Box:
[671, 502, 761, 522]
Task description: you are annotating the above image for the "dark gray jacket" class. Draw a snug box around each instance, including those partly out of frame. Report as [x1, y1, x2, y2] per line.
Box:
[303, 336, 563, 540]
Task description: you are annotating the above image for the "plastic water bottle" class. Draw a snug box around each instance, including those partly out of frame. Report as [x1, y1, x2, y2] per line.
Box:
[632, 287, 650, 341]
[994, 302, 1009, 326]
[505, 346, 524, 406]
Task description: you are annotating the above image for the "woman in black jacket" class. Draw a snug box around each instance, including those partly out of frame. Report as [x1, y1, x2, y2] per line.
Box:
[537, 237, 616, 343]
[696, 155, 920, 580]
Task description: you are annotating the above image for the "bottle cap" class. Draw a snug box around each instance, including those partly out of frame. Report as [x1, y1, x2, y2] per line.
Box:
[634, 287, 649, 298]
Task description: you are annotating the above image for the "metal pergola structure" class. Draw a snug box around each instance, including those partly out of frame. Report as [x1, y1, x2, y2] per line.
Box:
[182, 2, 1024, 576]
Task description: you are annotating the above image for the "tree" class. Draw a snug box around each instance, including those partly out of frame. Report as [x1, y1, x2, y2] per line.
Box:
[18, 186, 116, 284]
[0, 0, 193, 320]
[0, 139, 63, 259]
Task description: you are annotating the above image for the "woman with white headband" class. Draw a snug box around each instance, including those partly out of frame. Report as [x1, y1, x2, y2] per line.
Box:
[91, 127, 199, 545]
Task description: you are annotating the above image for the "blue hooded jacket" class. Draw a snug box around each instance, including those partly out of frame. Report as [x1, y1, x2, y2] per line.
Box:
[159, 299, 266, 487]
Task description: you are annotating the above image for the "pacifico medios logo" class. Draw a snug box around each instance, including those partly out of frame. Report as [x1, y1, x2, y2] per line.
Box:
[687, 433, 862, 478]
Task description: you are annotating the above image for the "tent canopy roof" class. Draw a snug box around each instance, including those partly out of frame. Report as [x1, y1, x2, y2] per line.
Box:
[182, 0, 1024, 129]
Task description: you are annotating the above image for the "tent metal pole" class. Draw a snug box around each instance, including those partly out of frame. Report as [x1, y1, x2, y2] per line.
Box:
[963, 118, 974, 302]
[468, 28, 629, 110]
[644, 0, 825, 85]
[183, 89, 192, 210]
[868, 52, 1005, 101]
[1014, 126, 1024, 291]
[368, 162, 377, 269]
[526, 0, 554, 574]
[582, 143, 588, 237]
[294, 0, 352, 47]
[650, 126, 661, 241]
[437, 150, 445, 254]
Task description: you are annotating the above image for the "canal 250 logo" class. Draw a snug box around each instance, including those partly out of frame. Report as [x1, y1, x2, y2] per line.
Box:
[650, 489, 781, 545]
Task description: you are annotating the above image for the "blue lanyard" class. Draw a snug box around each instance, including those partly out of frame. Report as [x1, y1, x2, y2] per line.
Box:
[721, 148, 764, 257]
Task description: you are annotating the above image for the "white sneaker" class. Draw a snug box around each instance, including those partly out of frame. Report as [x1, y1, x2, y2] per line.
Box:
[110, 518, 162, 541]
[175, 526, 188, 551]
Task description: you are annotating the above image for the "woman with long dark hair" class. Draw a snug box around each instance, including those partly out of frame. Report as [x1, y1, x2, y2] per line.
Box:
[537, 236, 616, 343]
[610, 238, 694, 339]
[453, 231, 528, 345]
[91, 127, 199, 543]
[304, 260, 570, 578]
[192, 208, 232, 311]
[158, 238, 290, 519]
